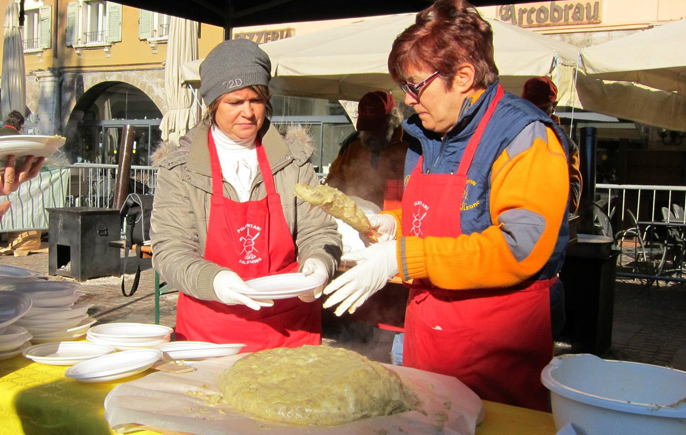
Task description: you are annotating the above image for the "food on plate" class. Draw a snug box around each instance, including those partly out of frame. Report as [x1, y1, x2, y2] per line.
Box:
[294, 183, 379, 241]
[219, 345, 413, 425]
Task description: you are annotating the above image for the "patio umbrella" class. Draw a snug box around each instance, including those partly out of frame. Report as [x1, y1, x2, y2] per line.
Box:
[1, 0, 26, 119]
[160, 17, 199, 146]
[582, 19, 686, 95]
[180, 14, 580, 102]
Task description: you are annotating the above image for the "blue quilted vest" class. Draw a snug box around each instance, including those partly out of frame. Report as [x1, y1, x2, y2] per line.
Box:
[403, 81, 571, 281]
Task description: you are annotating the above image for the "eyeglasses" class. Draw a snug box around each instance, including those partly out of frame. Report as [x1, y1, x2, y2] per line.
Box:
[400, 71, 440, 99]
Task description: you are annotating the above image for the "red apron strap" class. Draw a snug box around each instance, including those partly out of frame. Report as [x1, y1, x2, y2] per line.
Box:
[456, 85, 504, 177]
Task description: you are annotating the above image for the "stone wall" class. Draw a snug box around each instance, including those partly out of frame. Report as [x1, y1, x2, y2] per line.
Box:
[25, 68, 166, 136]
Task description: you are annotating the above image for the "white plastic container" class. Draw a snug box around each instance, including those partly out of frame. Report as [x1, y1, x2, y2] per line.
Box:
[541, 354, 686, 435]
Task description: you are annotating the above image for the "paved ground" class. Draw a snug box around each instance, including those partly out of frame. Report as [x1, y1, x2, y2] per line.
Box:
[2, 248, 686, 370]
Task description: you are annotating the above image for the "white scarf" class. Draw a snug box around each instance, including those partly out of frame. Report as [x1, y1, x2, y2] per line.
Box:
[211, 126, 258, 203]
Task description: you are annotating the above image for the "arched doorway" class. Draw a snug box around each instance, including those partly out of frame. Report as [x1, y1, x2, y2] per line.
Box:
[64, 82, 162, 166]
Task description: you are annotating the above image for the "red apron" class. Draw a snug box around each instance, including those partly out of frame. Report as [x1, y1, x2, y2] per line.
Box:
[174, 131, 321, 352]
[401, 85, 553, 411]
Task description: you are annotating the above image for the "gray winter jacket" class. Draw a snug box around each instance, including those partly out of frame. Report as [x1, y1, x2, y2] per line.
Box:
[150, 118, 342, 302]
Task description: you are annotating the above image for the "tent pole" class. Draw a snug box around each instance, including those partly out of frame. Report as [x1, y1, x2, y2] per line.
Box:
[224, 1, 234, 40]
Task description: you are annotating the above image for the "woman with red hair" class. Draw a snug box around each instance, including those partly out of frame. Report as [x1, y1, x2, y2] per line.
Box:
[324, 0, 573, 411]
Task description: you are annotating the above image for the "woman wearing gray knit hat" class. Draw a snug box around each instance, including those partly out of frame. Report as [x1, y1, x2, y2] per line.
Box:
[150, 39, 342, 351]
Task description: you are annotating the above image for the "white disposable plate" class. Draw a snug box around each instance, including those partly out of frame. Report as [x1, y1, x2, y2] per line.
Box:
[0, 291, 33, 333]
[29, 317, 97, 343]
[0, 324, 30, 342]
[88, 323, 173, 341]
[155, 341, 245, 360]
[31, 331, 87, 343]
[0, 342, 31, 361]
[86, 332, 170, 350]
[18, 314, 89, 331]
[23, 303, 93, 321]
[23, 342, 116, 366]
[0, 135, 66, 162]
[0, 331, 32, 352]
[241, 273, 326, 300]
[65, 349, 162, 383]
[30, 291, 84, 308]
[10, 281, 79, 300]
[0, 264, 43, 281]
[246, 273, 327, 292]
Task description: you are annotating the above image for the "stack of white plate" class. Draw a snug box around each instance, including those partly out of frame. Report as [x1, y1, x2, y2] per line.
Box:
[86, 323, 173, 351]
[0, 291, 33, 360]
[0, 264, 44, 288]
[9, 281, 96, 343]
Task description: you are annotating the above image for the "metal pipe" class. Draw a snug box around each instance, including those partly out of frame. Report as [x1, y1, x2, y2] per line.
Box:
[578, 126, 598, 233]
[113, 125, 136, 210]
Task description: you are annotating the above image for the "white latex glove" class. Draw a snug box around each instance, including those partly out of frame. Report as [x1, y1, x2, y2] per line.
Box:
[213, 270, 273, 310]
[368, 214, 397, 243]
[298, 258, 329, 302]
[323, 241, 399, 316]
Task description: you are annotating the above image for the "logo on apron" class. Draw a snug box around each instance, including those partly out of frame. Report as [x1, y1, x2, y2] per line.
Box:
[237, 224, 263, 264]
[411, 201, 429, 236]
[461, 179, 481, 211]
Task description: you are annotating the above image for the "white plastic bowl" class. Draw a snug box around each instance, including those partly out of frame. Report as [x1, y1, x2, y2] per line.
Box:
[542, 354, 686, 435]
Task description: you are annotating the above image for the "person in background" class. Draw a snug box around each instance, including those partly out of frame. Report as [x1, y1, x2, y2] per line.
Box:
[322, 0, 572, 411]
[521, 76, 582, 214]
[521, 76, 582, 341]
[0, 111, 45, 250]
[151, 39, 341, 351]
[0, 110, 24, 136]
[325, 91, 414, 210]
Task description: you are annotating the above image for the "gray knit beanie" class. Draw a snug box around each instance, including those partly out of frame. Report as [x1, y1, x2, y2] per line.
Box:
[199, 39, 272, 106]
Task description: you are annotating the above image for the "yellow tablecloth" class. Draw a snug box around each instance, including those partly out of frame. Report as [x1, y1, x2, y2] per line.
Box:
[0, 355, 557, 435]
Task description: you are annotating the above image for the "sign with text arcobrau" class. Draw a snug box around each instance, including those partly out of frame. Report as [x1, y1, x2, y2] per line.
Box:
[499, 1, 603, 27]
[233, 28, 295, 44]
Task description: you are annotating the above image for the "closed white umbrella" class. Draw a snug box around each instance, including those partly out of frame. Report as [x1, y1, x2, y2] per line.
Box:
[1, 0, 26, 119]
[582, 19, 686, 96]
[160, 17, 199, 146]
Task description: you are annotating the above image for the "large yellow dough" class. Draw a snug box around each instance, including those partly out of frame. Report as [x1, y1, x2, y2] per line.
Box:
[219, 345, 413, 426]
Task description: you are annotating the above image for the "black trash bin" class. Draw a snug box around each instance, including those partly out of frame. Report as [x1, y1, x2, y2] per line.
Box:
[47, 207, 121, 281]
[559, 234, 619, 356]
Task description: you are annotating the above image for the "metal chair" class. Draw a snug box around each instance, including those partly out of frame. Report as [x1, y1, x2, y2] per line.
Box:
[615, 209, 667, 288]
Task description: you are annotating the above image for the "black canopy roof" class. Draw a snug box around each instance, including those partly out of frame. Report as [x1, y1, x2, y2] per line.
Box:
[109, 0, 536, 32]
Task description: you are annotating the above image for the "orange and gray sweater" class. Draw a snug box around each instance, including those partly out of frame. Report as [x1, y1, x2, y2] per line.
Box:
[387, 82, 570, 290]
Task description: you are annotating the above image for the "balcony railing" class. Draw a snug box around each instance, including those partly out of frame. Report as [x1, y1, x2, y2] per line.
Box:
[85, 31, 106, 44]
[23, 38, 39, 50]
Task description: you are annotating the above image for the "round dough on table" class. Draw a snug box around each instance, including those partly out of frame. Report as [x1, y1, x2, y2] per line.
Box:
[219, 345, 413, 426]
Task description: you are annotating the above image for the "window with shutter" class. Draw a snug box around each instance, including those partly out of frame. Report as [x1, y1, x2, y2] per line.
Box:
[23, 9, 40, 51]
[66, 2, 77, 47]
[39, 6, 52, 50]
[106, 2, 122, 43]
[139, 9, 152, 40]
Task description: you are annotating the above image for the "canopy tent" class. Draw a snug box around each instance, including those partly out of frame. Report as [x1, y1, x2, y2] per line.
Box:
[577, 18, 686, 131]
[178, 12, 685, 131]
[160, 17, 199, 146]
[574, 73, 686, 132]
[582, 19, 686, 96]
[180, 13, 581, 102]
[1, 0, 26, 120]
